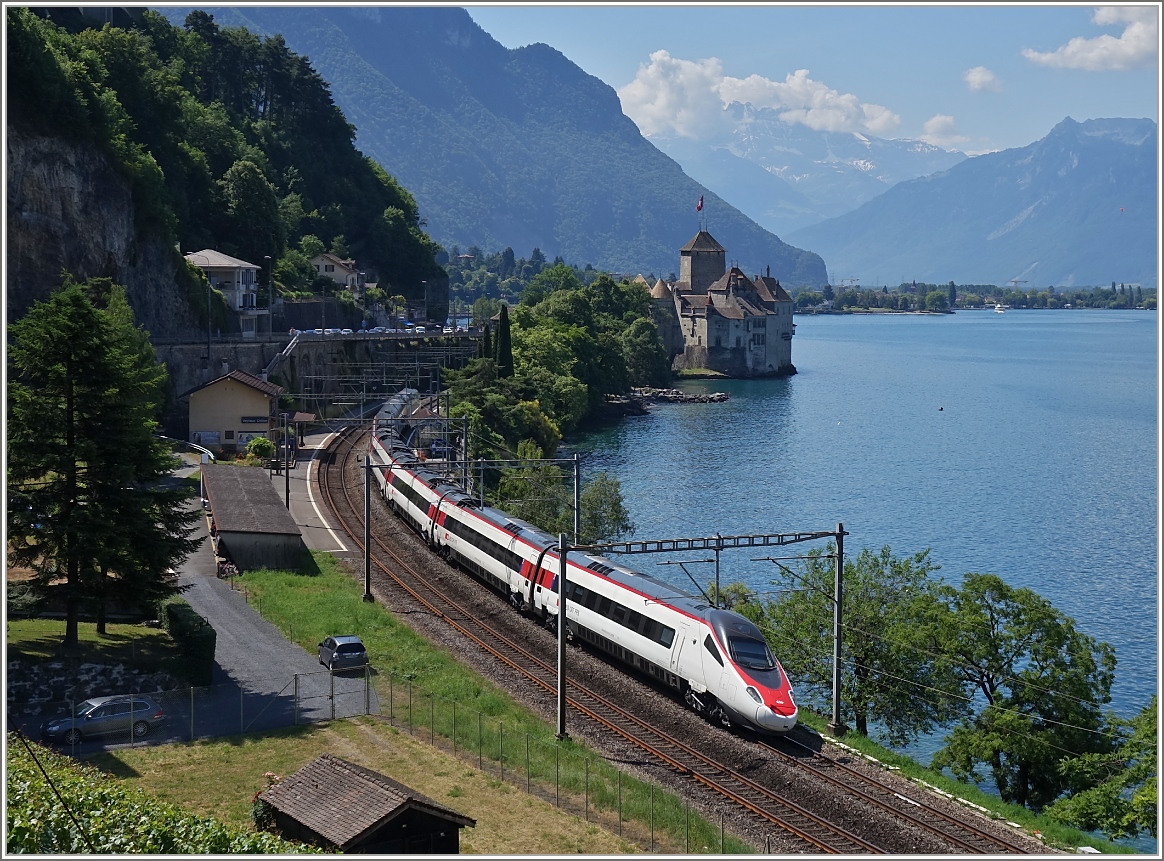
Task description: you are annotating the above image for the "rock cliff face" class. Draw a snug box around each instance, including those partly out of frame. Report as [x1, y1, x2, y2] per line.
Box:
[6, 126, 201, 339]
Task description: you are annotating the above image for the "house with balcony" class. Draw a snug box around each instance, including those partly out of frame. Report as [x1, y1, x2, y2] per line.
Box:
[185, 249, 268, 338]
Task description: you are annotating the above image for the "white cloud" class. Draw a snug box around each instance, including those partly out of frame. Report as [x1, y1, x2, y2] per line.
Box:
[616, 50, 731, 139]
[1022, 6, 1158, 70]
[964, 66, 1002, 92]
[919, 114, 968, 148]
[618, 52, 900, 140]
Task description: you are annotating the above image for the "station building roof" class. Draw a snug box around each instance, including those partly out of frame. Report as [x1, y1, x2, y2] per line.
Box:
[202, 463, 301, 536]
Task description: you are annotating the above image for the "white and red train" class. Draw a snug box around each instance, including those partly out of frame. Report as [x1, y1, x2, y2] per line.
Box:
[368, 393, 797, 734]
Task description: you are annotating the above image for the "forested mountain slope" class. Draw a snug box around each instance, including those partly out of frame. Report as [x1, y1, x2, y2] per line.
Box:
[159, 6, 827, 286]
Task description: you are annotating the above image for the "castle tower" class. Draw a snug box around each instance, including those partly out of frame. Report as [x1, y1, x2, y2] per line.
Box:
[677, 230, 726, 295]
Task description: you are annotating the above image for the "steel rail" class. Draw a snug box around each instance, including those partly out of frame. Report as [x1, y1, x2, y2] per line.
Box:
[320, 427, 876, 853]
[321, 428, 1026, 854]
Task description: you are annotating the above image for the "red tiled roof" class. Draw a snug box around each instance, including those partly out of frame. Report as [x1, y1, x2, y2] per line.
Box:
[182, 369, 284, 400]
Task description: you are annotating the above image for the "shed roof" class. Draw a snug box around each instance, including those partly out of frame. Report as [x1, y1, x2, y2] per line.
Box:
[201, 464, 301, 536]
[679, 230, 726, 253]
[261, 754, 475, 849]
[182, 369, 284, 400]
[185, 249, 260, 269]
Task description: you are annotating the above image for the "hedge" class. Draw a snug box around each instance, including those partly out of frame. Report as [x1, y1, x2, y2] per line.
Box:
[158, 597, 216, 686]
[6, 733, 322, 853]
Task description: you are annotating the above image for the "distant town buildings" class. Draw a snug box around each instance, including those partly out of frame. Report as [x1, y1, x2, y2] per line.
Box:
[651, 229, 795, 377]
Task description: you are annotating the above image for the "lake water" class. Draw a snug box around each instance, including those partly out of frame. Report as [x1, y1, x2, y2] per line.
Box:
[570, 309, 1158, 845]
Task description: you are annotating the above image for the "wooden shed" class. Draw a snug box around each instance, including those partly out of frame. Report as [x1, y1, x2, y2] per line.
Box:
[201, 463, 306, 572]
[259, 753, 475, 854]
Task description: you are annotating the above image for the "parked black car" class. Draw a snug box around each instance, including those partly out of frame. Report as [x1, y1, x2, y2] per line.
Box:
[40, 695, 166, 744]
[318, 635, 368, 671]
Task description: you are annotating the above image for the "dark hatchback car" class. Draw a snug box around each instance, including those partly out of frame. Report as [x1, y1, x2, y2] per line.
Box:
[318, 635, 369, 671]
[41, 695, 165, 744]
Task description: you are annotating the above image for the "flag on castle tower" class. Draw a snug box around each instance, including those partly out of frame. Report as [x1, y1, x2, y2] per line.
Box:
[696, 195, 703, 212]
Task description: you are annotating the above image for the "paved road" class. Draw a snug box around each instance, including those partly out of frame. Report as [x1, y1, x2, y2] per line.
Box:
[32, 451, 377, 755]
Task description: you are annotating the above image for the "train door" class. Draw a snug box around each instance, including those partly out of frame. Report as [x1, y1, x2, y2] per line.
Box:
[700, 631, 730, 717]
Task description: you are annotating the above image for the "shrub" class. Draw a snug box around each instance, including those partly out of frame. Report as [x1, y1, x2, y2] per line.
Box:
[246, 436, 275, 461]
[6, 734, 321, 853]
[157, 597, 216, 686]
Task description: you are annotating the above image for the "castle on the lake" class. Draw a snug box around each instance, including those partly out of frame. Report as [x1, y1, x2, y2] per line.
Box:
[648, 229, 796, 378]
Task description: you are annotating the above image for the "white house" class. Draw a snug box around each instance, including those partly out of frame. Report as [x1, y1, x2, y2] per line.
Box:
[311, 252, 361, 290]
[185, 249, 268, 339]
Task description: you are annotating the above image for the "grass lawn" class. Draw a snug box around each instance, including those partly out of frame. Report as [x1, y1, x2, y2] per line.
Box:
[7, 619, 182, 669]
[88, 717, 648, 855]
[226, 552, 751, 853]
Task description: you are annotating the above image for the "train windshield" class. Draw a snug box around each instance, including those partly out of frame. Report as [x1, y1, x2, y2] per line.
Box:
[727, 636, 778, 672]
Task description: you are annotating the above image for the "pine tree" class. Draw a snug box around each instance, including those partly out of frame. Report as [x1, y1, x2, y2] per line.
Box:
[479, 323, 492, 360]
[8, 277, 201, 645]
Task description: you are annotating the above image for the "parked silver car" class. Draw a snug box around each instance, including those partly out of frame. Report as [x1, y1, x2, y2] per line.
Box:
[40, 695, 165, 744]
[318, 635, 368, 671]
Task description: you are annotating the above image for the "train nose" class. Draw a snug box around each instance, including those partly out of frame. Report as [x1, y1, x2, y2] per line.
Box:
[755, 703, 798, 732]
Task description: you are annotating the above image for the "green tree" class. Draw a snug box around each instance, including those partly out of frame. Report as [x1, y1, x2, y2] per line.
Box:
[216, 158, 285, 264]
[925, 290, 949, 312]
[522, 262, 582, 306]
[1044, 696, 1157, 839]
[7, 277, 201, 645]
[495, 304, 514, 378]
[621, 318, 672, 387]
[929, 573, 1117, 810]
[578, 472, 634, 544]
[948, 281, 957, 308]
[757, 546, 966, 743]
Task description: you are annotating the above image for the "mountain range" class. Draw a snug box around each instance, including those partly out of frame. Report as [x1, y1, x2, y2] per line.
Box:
[157, 7, 1156, 291]
[787, 117, 1158, 288]
[649, 103, 968, 237]
[160, 5, 827, 286]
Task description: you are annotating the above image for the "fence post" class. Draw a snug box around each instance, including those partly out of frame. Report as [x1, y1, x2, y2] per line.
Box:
[389, 675, 394, 721]
[69, 700, 76, 755]
[555, 745, 559, 808]
[430, 696, 434, 746]
[650, 784, 654, 852]
[618, 770, 622, 836]
[525, 735, 530, 795]
[499, 722, 504, 782]
[364, 666, 370, 716]
[407, 682, 412, 735]
[128, 693, 134, 747]
[240, 687, 244, 734]
[452, 702, 456, 756]
[190, 687, 194, 741]
[686, 799, 689, 854]
[720, 810, 724, 853]
[294, 675, 299, 725]
[477, 711, 482, 770]
[584, 758, 589, 822]
[330, 671, 336, 721]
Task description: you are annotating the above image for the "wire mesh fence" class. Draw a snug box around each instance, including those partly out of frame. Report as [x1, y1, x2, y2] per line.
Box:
[15, 668, 773, 852]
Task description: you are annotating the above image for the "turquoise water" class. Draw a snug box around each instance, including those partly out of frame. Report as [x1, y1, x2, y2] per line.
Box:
[572, 309, 1157, 844]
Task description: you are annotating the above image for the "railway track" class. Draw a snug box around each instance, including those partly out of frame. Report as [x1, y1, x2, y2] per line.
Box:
[318, 424, 1036, 854]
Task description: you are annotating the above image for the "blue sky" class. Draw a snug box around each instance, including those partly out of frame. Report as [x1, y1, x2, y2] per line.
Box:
[468, 4, 1160, 154]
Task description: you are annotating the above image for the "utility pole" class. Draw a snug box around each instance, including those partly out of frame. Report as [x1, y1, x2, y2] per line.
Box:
[363, 457, 373, 602]
[827, 522, 847, 737]
[556, 533, 569, 740]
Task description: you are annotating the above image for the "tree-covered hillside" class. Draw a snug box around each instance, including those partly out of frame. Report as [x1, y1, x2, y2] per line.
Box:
[157, 6, 827, 287]
[6, 7, 444, 303]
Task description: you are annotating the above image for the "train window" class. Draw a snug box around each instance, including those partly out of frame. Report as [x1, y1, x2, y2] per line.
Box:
[658, 627, 675, 648]
[703, 634, 724, 666]
[727, 636, 777, 671]
[597, 596, 612, 616]
[610, 605, 626, 624]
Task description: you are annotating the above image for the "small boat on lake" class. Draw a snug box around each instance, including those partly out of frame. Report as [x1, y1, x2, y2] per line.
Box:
[994, 303, 1005, 313]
